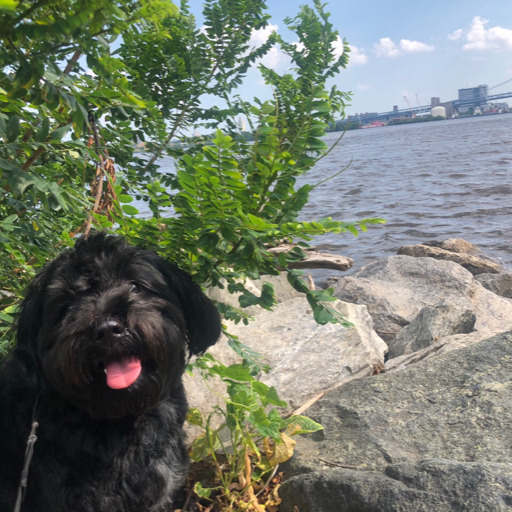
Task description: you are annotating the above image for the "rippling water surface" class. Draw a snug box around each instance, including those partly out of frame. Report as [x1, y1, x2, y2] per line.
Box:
[297, 114, 512, 278]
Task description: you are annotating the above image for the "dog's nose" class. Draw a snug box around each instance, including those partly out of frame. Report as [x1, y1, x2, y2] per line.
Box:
[97, 319, 126, 339]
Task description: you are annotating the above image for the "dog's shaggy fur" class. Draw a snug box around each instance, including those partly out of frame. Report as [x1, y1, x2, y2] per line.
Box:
[0, 234, 221, 512]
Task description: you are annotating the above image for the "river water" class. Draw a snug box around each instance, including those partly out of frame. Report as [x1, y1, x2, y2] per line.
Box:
[145, 114, 512, 280]
[297, 114, 512, 280]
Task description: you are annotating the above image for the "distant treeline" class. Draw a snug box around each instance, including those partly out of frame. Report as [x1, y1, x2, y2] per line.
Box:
[327, 115, 446, 132]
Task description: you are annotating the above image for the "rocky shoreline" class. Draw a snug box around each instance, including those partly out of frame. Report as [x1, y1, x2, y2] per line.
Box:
[185, 239, 512, 512]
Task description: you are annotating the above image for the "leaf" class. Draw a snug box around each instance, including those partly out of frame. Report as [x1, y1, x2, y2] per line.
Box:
[1, 214, 18, 225]
[121, 204, 140, 215]
[50, 124, 72, 141]
[212, 363, 253, 382]
[244, 214, 272, 231]
[47, 181, 69, 211]
[35, 117, 50, 142]
[189, 434, 212, 462]
[90, 88, 122, 99]
[6, 116, 20, 142]
[264, 432, 296, 466]
[0, 157, 23, 172]
[4, 167, 38, 195]
[194, 481, 213, 500]
[0, 0, 18, 13]
[283, 415, 324, 436]
[252, 381, 287, 407]
[238, 289, 261, 309]
[249, 407, 282, 440]
[0, 311, 15, 324]
[0, 116, 6, 138]
[186, 408, 204, 427]
[311, 100, 331, 112]
[262, 385, 287, 407]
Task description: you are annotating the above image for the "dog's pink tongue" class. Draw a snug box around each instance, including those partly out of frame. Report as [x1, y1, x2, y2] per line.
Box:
[105, 357, 142, 389]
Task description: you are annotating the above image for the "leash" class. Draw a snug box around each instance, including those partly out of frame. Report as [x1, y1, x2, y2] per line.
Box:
[14, 396, 39, 512]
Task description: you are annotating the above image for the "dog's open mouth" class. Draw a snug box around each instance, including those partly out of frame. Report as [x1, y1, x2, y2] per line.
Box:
[104, 357, 142, 390]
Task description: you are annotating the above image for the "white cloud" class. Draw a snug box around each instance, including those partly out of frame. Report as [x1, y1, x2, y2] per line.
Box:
[259, 44, 289, 70]
[249, 23, 278, 47]
[200, 23, 287, 70]
[448, 28, 463, 41]
[373, 37, 434, 58]
[451, 17, 512, 51]
[329, 35, 368, 65]
[331, 36, 345, 58]
[247, 23, 290, 69]
[250, 31, 368, 71]
[399, 39, 434, 53]
[348, 44, 368, 65]
[374, 37, 400, 58]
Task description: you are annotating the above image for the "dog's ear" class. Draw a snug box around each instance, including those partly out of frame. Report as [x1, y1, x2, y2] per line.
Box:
[154, 258, 221, 355]
[15, 263, 54, 367]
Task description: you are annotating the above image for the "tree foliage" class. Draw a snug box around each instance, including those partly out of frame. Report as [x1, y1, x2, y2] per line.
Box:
[0, 0, 384, 347]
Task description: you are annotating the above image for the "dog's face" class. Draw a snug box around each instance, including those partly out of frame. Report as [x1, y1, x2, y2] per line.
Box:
[16, 234, 221, 420]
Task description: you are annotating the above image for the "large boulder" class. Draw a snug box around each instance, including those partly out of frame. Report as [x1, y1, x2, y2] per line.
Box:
[397, 238, 503, 275]
[279, 331, 512, 511]
[185, 277, 387, 416]
[387, 299, 476, 359]
[383, 330, 498, 372]
[279, 460, 512, 512]
[222, 298, 387, 410]
[326, 256, 512, 344]
[476, 272, 512, 299]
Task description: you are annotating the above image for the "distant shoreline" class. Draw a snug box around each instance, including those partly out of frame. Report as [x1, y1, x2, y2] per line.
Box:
[329, 109, 512, 132]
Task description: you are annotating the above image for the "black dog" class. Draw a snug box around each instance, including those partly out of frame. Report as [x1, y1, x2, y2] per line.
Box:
[0, 234, 221, 511]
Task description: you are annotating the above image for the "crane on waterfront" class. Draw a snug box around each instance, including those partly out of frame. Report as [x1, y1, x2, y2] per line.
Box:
[403, 96, 416, 118]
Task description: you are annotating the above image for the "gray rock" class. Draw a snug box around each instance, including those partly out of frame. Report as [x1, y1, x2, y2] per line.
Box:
[284, 331, 512, 476]
[388, 300, 476, 359]
[397, 239, 502, 275]
[238, 298, 387, 410]
[326, 256, 512, 344]
[279, 460, 512, 512]
[326, 256, 473, 342]
[384, 330, 499, 373]
[185, 296, 387, 417]
[206, 273, 305, 317]
[433, 238, 481, 254]
[476, 273, 512, 299]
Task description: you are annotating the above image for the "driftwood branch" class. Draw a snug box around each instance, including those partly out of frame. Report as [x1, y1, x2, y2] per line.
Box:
[82, 113, 118, 237]
[267, 244, 353, 272]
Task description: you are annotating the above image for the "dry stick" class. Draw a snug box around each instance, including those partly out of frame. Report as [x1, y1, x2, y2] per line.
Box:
[318, 459, 360, 470]
[254, 465, 280, 499]
[63, 49, 82, 75]
[21, 146, 46, 171]
[291, 391, 326, 417]
[180, 486, 196, 512]
[243, 448, 266, 512]
[83, 113, 112, 236]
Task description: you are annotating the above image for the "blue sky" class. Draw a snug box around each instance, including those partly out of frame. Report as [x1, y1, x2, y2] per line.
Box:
[186, 0, 512, 116]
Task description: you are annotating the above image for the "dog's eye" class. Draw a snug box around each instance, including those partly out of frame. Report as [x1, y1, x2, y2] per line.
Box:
[130, 283, 142, 294]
